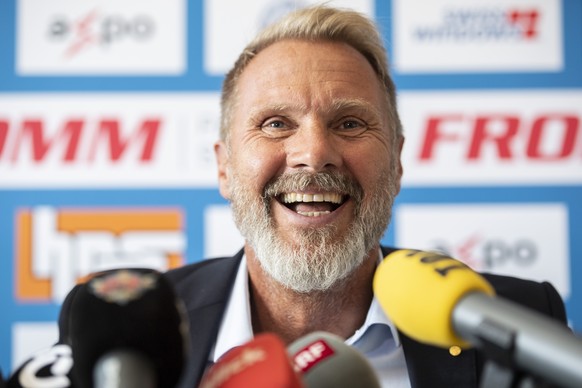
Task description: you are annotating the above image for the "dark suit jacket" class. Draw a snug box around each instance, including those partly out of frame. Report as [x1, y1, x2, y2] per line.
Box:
[165, 247, 567, 388]
[6, 247, 567, 388]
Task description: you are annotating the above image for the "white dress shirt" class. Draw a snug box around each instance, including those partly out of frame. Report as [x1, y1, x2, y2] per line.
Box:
[209, 253, 411, 387]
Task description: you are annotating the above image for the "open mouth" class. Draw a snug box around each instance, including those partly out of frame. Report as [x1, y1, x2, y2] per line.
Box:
[278, 192, 346, 217]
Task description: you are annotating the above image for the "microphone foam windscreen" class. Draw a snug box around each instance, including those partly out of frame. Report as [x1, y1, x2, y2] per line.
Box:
[373, 249, 495, 348]
[67, 268, 188, 388]
[199, 333, 302, 388]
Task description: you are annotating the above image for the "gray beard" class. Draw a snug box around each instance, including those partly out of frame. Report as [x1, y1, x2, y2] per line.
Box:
[229, 167, 398, 293]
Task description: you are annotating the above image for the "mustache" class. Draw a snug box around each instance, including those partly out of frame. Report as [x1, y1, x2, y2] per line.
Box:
[263, 170, 363, 202]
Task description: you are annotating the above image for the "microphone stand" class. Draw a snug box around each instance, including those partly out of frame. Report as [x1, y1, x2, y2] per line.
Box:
[476, 318, 560, 388]
[480, 360, 553, 388]
[453, 293, 582, 388]
[93, 349, 156, 388]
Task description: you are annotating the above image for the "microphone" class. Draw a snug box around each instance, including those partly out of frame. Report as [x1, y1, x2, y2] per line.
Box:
[67, 268, 189, 388]
[373, 249, 582, 388]
[6, 344, 73, 388]
[198, 333, 303, 388]
[288, 331, 381, 388]
[6, 285, 81, 388]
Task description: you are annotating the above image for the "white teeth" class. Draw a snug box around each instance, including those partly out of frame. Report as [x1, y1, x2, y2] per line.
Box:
[297, 211, 331, 217]
[281, 192, 342, 204]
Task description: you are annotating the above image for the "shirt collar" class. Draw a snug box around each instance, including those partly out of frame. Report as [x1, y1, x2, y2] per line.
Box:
[345, 248, 401, 347]
[211, 250, 400, 362]
[211, 255, 254, 362]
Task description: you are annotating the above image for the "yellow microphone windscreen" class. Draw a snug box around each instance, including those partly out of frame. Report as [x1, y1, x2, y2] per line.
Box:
[373, 249, 495, 348]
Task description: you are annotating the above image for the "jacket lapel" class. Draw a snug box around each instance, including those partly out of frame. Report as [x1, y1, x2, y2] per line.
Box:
[167, 252, 243, 388]
[400, 332, 478, 387]
[379, 247, 478, 387]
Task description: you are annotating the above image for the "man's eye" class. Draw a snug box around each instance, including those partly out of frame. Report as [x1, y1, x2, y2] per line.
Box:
[342, 120, 362, 129]
[262, 119, 288, 130]
[337, 119, 367, 135]
[260, 118, 294, 137]
[266, 120, 286, 128]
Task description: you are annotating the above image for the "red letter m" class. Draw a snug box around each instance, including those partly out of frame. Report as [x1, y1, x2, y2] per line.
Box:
[2, 119, 83, 163]
[89, 118, 161, 162]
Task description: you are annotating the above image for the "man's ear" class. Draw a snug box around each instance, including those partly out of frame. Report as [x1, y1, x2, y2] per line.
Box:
[397, 136, 405, 179]
[214, 140, 231, 200]
[394, 136, 405, 195]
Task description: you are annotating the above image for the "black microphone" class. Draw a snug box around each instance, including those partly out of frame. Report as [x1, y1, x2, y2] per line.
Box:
[374, 249, 582, 388]
[67, 268, 189, 388]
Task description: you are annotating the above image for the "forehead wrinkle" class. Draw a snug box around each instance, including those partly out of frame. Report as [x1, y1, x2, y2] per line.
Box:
[326, 97, 383, 118]
[246, 99, 309, 122]
[245, 97, 384, 127]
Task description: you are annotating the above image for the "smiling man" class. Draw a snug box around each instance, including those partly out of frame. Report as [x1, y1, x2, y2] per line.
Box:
[211, 10, 405, 349]
[162, 6, 568, 388]
[218, 39, 402, 296]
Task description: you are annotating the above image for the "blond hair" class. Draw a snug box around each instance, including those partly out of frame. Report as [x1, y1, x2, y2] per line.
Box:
[220, 5, 403, 145]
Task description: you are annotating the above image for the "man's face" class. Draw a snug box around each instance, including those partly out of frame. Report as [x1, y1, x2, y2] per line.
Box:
[215, 39, 403, 292]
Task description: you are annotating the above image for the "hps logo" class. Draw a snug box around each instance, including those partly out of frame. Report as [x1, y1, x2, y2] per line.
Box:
[15, 206, 186, 303]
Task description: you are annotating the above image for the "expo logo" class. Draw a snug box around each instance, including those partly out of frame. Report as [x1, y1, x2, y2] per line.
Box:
[47, 9, 155, 58]
[15, 206, 185, 303]
[431, 235, 537, 272]
[395, 204, 570, 297]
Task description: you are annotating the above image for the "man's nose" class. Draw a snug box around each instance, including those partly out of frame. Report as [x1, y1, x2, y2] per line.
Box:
[285, 121, 342, 171]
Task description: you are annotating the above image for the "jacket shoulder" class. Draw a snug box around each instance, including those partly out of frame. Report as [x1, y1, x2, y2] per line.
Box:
[483, 272, 567, 322]
[165, 254, 241, 284]
[163, 250, 243, 312]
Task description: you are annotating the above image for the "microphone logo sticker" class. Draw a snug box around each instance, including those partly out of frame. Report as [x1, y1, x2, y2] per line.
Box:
[292, 339, 335, 373]
[89, 270, 157, 305]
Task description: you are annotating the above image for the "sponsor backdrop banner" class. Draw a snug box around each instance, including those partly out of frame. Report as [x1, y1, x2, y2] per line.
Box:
[1, 0, 581, 374]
